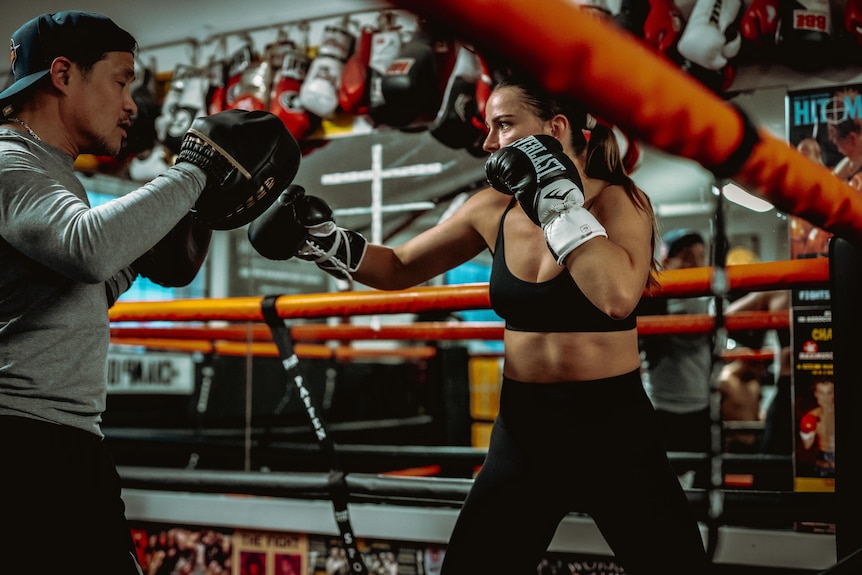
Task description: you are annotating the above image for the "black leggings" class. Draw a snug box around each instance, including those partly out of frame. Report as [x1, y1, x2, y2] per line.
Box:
[441, 371, 709, 575]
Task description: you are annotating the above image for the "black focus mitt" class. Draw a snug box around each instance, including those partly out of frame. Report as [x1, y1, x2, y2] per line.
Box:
[176, 109, 301, 230]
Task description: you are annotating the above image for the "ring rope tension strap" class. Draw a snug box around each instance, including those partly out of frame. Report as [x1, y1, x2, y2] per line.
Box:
[261, 295, 368, 575]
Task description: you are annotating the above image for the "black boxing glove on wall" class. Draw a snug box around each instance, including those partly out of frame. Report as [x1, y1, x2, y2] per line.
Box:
[485, 134, 607, 264]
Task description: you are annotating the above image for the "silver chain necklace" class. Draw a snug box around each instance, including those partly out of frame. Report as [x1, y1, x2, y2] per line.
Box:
[7, 117, 41, 141]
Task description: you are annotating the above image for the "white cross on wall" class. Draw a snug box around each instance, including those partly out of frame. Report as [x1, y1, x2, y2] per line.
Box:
[320, 143, 444, 243]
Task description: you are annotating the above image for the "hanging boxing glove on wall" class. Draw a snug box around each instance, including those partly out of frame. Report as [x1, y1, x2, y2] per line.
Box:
[670, 0, 742, 93]
[223, 40, 256, 110]
[642, 0, 686, 58]
[459, 53, 495, 156]
[206, 39, 230, 115]
[372, 21, 457, 129]
[430, 44, 485, 151]
[637, 0, 726, 93]
[677, 0, 744, 70]
[153, 64, 210, 155]
[740, 0, 780, 49]
[228, 38, 277, 112]
[299, 22, 355, 119]
[841, 0, 862, 64]
[338, 24, 374, 115]
[473, 54, 494, 127]
[366, 16, 404, 120]
[775, 0, 834, 71]
[269, 37, 315, 139]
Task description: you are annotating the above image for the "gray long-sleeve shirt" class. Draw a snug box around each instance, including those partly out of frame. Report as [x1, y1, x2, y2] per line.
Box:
[0, 128, 206, 436]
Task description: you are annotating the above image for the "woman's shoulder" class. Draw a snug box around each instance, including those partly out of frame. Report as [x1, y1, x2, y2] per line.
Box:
[591, 181, 653, 227]
[455, 187, 514, 239]
[462, 186, 514, 214]
[589, 180, 643, 209]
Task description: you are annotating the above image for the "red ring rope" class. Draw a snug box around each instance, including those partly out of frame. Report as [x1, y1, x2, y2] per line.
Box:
[109, 310, 788, 343]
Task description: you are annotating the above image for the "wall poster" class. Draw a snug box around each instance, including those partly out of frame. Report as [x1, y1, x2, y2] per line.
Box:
[785, 86, 850, 519]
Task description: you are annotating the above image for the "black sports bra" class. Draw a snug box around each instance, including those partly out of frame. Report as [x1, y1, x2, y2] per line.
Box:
[488, 199, 637, 333]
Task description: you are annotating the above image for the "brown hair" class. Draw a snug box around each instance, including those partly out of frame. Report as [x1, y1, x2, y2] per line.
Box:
[493, 76, 660, 291]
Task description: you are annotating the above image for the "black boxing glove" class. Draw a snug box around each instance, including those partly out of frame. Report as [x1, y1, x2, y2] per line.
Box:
[485, 134, 607, 264]
[295, 193, 367, 281]
[247, 185, 310, 261]
[133, 212, 212, 287]
[248, 185, 367, 281]
[176, 109, 301, 230]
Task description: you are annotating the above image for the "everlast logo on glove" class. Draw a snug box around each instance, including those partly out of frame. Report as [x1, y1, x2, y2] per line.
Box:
[510, 136, 577, 202]
[511, 136, 569, 182]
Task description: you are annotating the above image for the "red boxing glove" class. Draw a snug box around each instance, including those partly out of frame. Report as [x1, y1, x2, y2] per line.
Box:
[643, 0, 684, 55]
[846, 0, 862, 47]
[741, 0, 780, 47]
[800, 412, 820, 433]
[269, 41, 314, 139]
[339, 25, 374, 115]
[472, 55, 493, 134]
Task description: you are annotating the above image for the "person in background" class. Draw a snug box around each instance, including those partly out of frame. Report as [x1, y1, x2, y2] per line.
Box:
[0, 11, 298, 574]
[248, 75, 708, 574]
[721, 246, 792, 456]
[798, 378, 836, 478]
[639, 228, 712, 488]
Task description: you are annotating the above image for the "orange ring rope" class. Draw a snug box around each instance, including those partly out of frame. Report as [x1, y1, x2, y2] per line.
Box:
[653, 260, 828, 298]
[109, 283, 491, 323]
[109, 260, 827, 324]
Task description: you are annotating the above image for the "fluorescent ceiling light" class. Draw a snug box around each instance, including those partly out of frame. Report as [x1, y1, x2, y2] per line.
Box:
[655, 202, 715, 217]
[716, 182, 775, 213]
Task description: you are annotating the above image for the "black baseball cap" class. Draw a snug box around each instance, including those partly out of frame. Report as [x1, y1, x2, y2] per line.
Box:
[0, 11, 137, 106]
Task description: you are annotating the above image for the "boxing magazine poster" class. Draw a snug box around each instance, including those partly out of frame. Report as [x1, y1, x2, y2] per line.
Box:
[785, 87, 845, 524]
[233, 529, 308, 575]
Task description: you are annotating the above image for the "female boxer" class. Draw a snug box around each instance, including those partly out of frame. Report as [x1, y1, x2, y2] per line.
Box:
[250, 76, 709, 575]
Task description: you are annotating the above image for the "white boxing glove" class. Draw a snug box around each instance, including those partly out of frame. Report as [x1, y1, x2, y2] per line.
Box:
[299, 25, 355, 118]
[677, 0, 744, 70]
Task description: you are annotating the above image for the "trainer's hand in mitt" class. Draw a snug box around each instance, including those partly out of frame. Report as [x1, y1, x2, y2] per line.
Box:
[133, 212, 213, 287]
[176, 109, 301, 230]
